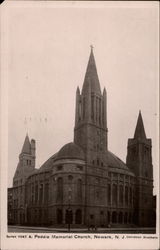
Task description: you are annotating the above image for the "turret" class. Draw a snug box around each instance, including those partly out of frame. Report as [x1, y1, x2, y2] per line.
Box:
[13, 134, 36, 187]
[126, 111, 152, 178]
[126, 111, 154, 226]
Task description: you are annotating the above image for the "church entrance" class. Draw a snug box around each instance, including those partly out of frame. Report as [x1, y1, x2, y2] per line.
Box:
[57, 209, 63, 224]
[75, 209, 82, 224]
[112, 211, 117, 223]
[118, 212, 123, 224]
[65, 209, 73, 224]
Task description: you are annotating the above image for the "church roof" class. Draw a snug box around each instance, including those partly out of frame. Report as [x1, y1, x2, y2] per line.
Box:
[108, 151, 134, 175]
[56, 142, 85, 160]
[38, 143, 85, 173]
[134, 111, 146, 139]
[21, 134, 31, 154]
[82, 47, 101, 95]
[39, 153, 58, 172]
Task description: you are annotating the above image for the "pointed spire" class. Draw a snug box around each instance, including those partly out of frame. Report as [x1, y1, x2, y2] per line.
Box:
[134, 111, 146, 139]
[103, 87, 107, 96]
[82, 46, 101, 95]
[76, 86, 80, 94]
[21, 134, 31, 154]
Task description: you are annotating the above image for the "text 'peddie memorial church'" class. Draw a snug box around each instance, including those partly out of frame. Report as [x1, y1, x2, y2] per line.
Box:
[8, 48, 156, 228]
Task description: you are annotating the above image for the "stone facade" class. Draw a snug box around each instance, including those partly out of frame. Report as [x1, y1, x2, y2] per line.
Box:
[8, 49, 156, 228]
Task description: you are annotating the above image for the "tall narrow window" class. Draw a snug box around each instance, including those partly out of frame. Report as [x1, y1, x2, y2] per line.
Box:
[112, 184, 117, 206]
[99, 98, 101, 124]
[35, 184, 38, 203]
[44, 183, 49, 204]
[91, 96, 94, 120]
[119, 185, 123, 205]
[129, 187, 132, 205]
[96, 97, 98, 122]
[57, 178, 63, 203]
[79, 100, 82, 121]
[108, 184, 111, 204]
[39, 184, 43, 204]
[77, 179, 82, 202]
[125, 186, 128, 206]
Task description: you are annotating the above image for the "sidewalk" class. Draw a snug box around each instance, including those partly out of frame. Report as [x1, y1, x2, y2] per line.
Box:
[8, 225, 156, 234]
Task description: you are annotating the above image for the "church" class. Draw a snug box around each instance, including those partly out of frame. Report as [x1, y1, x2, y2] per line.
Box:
[8, 48, 156, 228]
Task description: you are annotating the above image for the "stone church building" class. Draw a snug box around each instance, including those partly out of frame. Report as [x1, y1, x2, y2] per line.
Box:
[8, 48, 156, 228]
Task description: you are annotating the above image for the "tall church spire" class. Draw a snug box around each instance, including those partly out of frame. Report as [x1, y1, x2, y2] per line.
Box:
[21, 134, 31, 154]
[82, 46, 101, 95]
[74, 48, 108, 157]
[134, 111, 146, 139]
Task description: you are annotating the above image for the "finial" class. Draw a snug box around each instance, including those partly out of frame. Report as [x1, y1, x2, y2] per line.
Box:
[90, 44, 94, 51]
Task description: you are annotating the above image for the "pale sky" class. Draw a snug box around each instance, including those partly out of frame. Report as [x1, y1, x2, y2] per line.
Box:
[5, 2, 159, 194]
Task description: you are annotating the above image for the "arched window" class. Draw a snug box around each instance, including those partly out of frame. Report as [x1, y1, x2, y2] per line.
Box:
[77, 179, 82, 202]
[119, 185, 123, 205]
[129, 187, 132, 205]
[44, 183, 49, 204]
[57, 177, 63, 203]
[75, 209, 82, 224]
[107, 184, 111, 204]
[112, 184, 117, 205]
[68, 175, 73, 182]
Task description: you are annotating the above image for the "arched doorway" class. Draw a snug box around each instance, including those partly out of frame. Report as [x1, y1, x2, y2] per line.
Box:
[107, 211, 110, 224]
[124, 212, 128, 224]
[65, 209, 73, 224]
[75, 209, 82, 224]
[112, 211, 117, 223]
[57, 209, 63, 224]
[118, 212, 123, 224]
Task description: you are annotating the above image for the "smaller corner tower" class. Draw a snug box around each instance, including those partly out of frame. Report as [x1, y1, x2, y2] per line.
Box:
[126, 111, 154, 226]
[13, 134, 36, 187]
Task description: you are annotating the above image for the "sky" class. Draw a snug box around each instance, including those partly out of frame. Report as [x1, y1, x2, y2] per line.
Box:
[5, 2, 159, 194]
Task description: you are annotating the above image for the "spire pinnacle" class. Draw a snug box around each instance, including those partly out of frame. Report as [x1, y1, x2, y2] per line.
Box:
[21, 134, 31, 154]
[134, 111, 146, 139]
[90, 44, 94, 51]
[82, 48, 101, 95]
